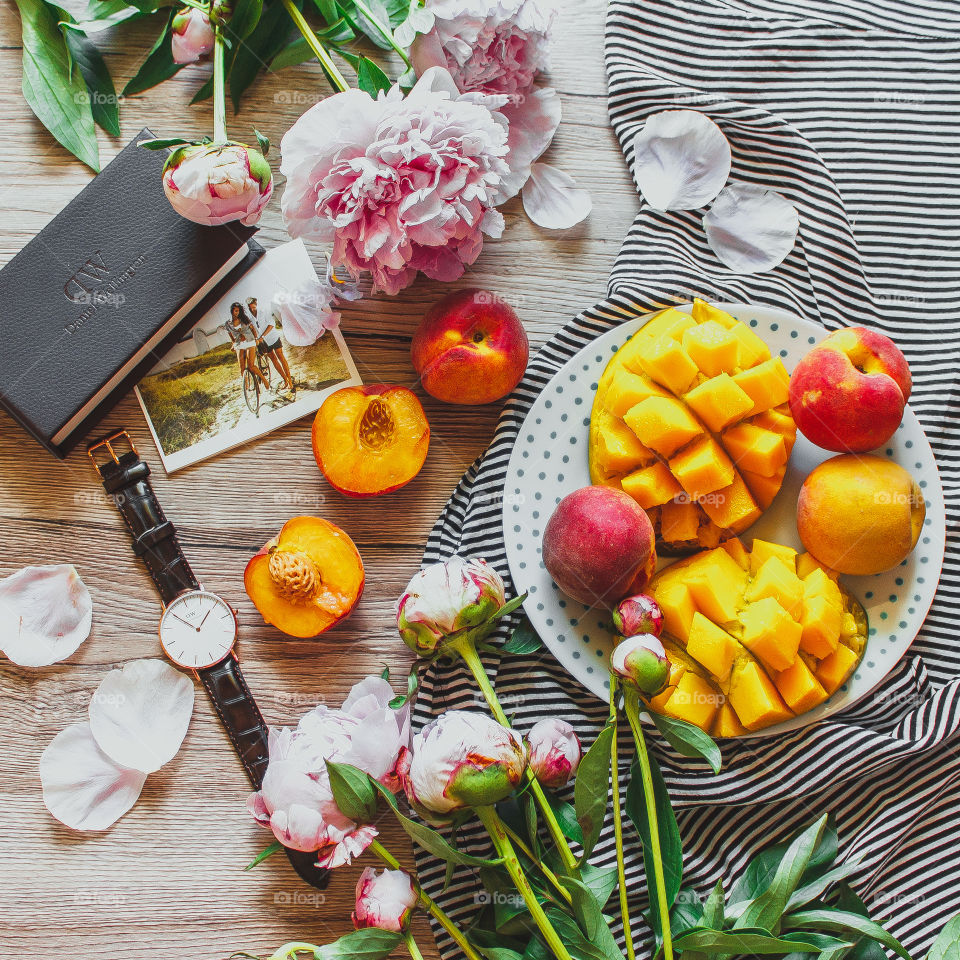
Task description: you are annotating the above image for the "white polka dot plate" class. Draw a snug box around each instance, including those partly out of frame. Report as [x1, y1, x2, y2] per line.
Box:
[503, 303, 946, 736]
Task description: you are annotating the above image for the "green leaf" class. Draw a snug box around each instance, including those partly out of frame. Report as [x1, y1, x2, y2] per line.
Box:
[137, 136, 203, 150]
[310, 0, 340, 23]
[503, 618, 543, 655]
[63, 27, 119, 136]
[673, 927, 822, 954]
[326, 760, 377, 823]
[546, 795, 583, 845]
[487, 593, 527, 625]
[781, 932, 854, 960]
[122, 10, 184, 97]
[625, 754, 683, 935]
[580, 863, 619, 910]
[544, 907, 624, 960]
[59, 0, 142, 34]
[228, 0, 291, 111]
[191, 75, 214, 104]
[559, 877, 625, 960]
[244, 839, 283, 870]
[388, 664, 419, 709]
[314, 928, 403, 960]
[226, 0, 263, 43]
[927, 913, 960, 960]
[785, 857, 863, 913]
[648, 710, 721, 774]
[702, 880, 724, 929]
[15, 0, 99, 170]
[734, 814, 828, 934]
[836, 884, 888, 960]
[480, 950, 524, 960]
[573, 720, 614, 861]
[783, 909, 910, 959]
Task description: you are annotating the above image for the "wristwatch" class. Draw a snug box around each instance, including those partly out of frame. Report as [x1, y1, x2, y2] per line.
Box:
[88, 430, 328, 890]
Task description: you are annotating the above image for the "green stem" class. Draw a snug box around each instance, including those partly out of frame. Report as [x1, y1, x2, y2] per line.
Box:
[608, 677, 636, 960]
[499, 819, 573, 905]
[212, 24, 227, 144]
[278, 0, 350, 92]
[370, 840, 483, 960]
[451, 635, 580, 876]
[475, 806, 575, 960]
[178, 0, 209, 13]
[622, 694, 674, 960]
[267, 943, 320, 960]
[404, 932, 425, 960]
[351, 0, 412, 68]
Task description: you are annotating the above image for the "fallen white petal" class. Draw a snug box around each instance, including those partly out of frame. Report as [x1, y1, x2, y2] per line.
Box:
[89, 659, 195, 774]
[704, 182, 800, 273]
[0, 564, 92, 667]
[40, 722, 146, 831]
[495, 86, 562, 203]
[631, 109, 731, 211]
[522, 163, 592, 229]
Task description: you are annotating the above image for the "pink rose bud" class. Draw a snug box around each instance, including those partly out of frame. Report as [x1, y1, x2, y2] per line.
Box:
[170, 8, 214, 64]
[610, 634, 669, 697]
[526, 718, 581, 789]
[612, 594, 663, 638]
[401, 711, 526, 816]
[352, 867, 418, 932]
[396, 556, 506, 657]
[162, 141, 273, 227]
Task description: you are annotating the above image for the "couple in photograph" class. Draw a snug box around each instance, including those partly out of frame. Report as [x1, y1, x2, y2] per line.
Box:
[223, 297, 295, 394]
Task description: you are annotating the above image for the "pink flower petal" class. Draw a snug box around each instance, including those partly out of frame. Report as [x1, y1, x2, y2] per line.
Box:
[0, 564, 92, 667]
[39, 723, 146, 831]
[495, 85, 562, 202]
[522, 162, 591, 229]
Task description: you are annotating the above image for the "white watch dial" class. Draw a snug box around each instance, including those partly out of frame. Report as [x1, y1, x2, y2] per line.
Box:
[159, 591, 237, 669]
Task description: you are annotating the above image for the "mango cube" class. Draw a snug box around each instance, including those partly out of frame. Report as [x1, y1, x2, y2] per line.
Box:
[698, 472, 761, 532]
[669, 435, 736, 500]
[796, 552, 840, 582]
[682, 322, 740, 378]
[740, 597, 801, 672]
[685, 374, 756, 433]
[621, 461, 683, 509]
[803, 567, 843, 609]
[641, 308, 698, 343]
[732, 358, 790, 414]
[662, 672, 720, 731]
[686, 549, 747, 624]
[653, 579, 697, 642]
[712, 701, 748, 738]
[687, 613, 739, 683]
[745, 556, 804, 618]
[752, 406, 797, 454]
[815, 644, 860, 694]
[727, 660, 793, 731]
[660, 499, 701, 544]
[741, 467, 785, 510]
[604, 368, 668, 418]
[721, 536, 751, 570]
[774, 658, 828, 714]
[691, 299, 738, 330]
[634, 335, 700, 395]
[799, 595, 843, 658]
[594, 413, 654, 475]
[728, 323, 772, 368]
[750, 539, 799, 574]
[721, 422, 788, 477]
[624, 396, 702, 458]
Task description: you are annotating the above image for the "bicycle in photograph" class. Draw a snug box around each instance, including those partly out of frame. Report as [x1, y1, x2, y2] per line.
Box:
[243, 350, 272, 417]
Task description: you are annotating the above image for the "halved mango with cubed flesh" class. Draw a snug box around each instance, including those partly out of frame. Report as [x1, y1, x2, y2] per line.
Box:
[646, 536, 868, 735]
[244, 516, 365, 638]
[589, 302, 797, 553]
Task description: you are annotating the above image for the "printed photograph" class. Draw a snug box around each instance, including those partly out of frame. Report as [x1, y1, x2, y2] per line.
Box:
[135, 239, 361, 472]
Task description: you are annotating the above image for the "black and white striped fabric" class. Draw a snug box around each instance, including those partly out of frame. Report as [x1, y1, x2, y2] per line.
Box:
[412, 0, 960, 955]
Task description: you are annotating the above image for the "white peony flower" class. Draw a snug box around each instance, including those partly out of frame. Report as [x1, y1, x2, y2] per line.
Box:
[526, 718, 580, 789]
[353, 867, 418, 932]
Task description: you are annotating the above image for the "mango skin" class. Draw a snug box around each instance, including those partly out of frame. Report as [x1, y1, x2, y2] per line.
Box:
[796, 454, 925, 576]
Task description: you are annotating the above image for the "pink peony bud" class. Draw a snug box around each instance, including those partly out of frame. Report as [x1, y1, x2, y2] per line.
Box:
[170, 8, 214, 64]
[396, 556, 506, 657]
[162, 141, 273, 227]
[610, 634, 669, 697]
[400, 710, 526, 816]
[352, 867, 418, 932]
[526, 718, 580, 789]
[612, 594, 663, 638]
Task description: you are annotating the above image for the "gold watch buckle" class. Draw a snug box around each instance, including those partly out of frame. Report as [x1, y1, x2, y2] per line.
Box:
[87, 430, 139, 472]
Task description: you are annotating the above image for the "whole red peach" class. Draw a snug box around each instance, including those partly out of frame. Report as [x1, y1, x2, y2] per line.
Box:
[411, 288, 529, 405]
[542, 486, 657, 608]
[788, 326, 912, 452]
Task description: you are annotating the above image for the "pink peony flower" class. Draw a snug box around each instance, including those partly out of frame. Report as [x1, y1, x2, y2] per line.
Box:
[353, 867, 418, 932]
[247, 676, 410, 868]
[280, 68, 509, 295]
[170, 7, 214, 64]
[526, 718, 580, 789]
[163, 141, 273, 227]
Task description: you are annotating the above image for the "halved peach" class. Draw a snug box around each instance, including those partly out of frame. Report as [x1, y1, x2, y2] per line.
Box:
[312, 385, 430, 497]
[244, 516, 364, 638]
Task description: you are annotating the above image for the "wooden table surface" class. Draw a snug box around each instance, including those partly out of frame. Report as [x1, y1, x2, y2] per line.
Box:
[0, 3, 636, 958]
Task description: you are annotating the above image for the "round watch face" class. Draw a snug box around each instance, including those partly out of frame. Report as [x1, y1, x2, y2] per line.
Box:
[159, 591, 237, 669]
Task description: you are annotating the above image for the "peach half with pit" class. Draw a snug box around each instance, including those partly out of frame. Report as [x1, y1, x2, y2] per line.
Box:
[244, 516, 364, 638]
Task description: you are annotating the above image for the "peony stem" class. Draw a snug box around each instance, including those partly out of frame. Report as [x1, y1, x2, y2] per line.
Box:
[608, 676, 636, 960]
[267, 943, 321, 960]
[278, 0, 350, 93]
[475, 805, 575, 960]
[622, 693, 674, 960]
[212, 24, 227, 144]
[351, 0, 413, 68]
[370, 839, 484, 960]
[451, 636, 580, 876]
[499, 819, 573, 905]
[404, 932, 426, 960]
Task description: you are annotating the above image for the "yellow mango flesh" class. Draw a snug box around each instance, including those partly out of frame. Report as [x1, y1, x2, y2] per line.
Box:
[647, 536, 868, 736]
[588, 302, 797, 554]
